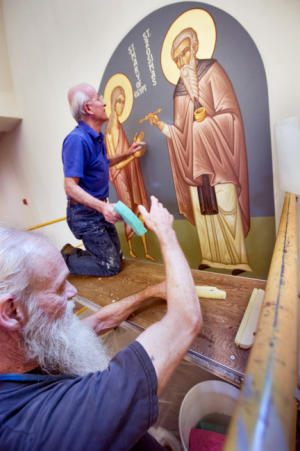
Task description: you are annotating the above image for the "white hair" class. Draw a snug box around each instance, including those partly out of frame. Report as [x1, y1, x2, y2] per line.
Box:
[69, 89, 91, 122]
[0, 225, 110, 375]
[22, 299, 110, 375]
[0, 226, 47, 301]
[171, 27, 199, 59]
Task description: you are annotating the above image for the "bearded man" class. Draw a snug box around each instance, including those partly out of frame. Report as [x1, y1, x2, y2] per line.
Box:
[151, 27, 252, 275]
[0, 196, 202, 450]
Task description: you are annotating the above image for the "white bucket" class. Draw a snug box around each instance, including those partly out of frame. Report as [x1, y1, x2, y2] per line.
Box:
[178, 380, 239, 451]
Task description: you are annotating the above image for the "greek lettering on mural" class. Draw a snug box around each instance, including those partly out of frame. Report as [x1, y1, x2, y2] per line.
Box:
[128, 43, 147, 98]
[142, 28, 157, 87]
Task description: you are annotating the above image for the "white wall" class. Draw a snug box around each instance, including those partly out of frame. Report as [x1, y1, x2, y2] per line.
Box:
[0, 0, 300, 255]
[0, 3, 21, 132]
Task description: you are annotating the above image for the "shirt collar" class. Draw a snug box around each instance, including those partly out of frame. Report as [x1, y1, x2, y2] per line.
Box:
[78, 121, 104, 142]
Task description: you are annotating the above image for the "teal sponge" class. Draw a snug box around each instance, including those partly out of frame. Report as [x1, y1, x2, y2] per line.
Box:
[114, 201, 147, 236]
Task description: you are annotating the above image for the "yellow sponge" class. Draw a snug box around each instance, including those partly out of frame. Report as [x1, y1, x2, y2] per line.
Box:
[195, 285, 226, 299]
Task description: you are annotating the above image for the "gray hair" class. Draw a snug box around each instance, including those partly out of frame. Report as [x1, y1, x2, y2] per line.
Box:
[0, 226, 47, 302]
[69, 90, 91, 122]
[171, 27, 199, 59]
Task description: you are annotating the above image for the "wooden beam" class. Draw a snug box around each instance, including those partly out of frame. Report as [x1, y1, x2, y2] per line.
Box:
[224, 192, 298, 450]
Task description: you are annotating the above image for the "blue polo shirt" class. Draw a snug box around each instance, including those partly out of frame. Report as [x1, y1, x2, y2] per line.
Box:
[0, 341, 162, 451]
[62, 121, 110, 199]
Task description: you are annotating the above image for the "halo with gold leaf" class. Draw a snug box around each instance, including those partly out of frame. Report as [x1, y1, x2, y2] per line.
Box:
[161, 9, 217, 85]
[103, 73, 134, 123]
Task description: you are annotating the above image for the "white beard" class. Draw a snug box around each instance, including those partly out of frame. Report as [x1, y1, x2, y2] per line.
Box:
[22, 300, 110, 376]
[180, 55, 199, 102]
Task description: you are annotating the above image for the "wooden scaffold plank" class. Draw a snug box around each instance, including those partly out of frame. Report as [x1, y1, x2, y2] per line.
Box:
[224, 193, 298, 450]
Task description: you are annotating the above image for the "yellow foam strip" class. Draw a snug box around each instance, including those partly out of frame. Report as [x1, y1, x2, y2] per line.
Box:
[75, 306, 88, 316]
[235, 288, 265, 349]
[195, 285, 226, 299]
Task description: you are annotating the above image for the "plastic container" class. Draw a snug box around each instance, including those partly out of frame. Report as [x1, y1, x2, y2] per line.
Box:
[179, 380, 239, 451]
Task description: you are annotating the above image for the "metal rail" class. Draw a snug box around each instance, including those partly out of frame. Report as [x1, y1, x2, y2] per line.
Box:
[224, 192, 298, 450]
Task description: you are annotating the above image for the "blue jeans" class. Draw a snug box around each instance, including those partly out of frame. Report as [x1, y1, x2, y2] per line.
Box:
[65, 203, 122, 276]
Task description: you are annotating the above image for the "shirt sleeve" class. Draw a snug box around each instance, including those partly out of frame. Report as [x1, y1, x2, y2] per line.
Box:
[62, 133, 86, 178]
[30, 341, 159, 451]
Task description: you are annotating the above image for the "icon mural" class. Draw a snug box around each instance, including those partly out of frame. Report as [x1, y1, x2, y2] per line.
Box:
[143, 10, 252, 274]
[99, 2, 275, 278]
[104, 73, 155, 261]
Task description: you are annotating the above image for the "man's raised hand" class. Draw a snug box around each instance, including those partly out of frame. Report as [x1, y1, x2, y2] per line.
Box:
[138, 196, 174, 238]
[128, 141, 146, 155]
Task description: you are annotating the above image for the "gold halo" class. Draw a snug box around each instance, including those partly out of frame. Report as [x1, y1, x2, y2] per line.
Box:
[103, 73, 134, 123]
[161, 8, 217, 85]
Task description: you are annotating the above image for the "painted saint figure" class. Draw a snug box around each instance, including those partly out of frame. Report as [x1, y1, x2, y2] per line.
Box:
[105, 86, 154, 260]
[150, 27, 252, 274]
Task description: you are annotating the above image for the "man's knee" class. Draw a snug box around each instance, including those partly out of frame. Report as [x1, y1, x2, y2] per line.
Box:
[103, 255, 122, 276]
[105, 265, 121, 276]
[88, 248, 122, 276]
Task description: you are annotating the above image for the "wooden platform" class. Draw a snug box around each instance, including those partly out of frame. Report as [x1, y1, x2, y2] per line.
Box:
[69, 260, 266, 387]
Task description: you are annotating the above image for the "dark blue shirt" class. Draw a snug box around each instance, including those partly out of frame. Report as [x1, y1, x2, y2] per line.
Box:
[0, 341, 161, 451]
[62, 121, 110, 199]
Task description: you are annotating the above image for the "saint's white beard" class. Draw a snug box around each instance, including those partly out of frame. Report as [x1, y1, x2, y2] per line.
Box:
[21, 300, 110, 376]
[180, 54, 199, 102]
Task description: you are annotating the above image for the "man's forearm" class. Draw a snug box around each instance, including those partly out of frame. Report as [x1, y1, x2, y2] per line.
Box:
[109, 152, 133, 167]
[138, 197, 200, 325]
[65, 180, 106, 213]
[82, 281, 166, 335]
[159, 229, 200, 321]
[136, 228, 202, 394]
[136, 197, 203, 392]
[65, 178, 121, 223]
[109, 141, 145, 167]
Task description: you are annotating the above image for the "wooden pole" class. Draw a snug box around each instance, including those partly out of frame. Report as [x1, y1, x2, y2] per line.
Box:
[25, 217, 66, 231]
[224, 192, 298, 450]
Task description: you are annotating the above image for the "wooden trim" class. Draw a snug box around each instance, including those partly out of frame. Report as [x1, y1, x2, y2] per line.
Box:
[224, 192, 298, 450]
